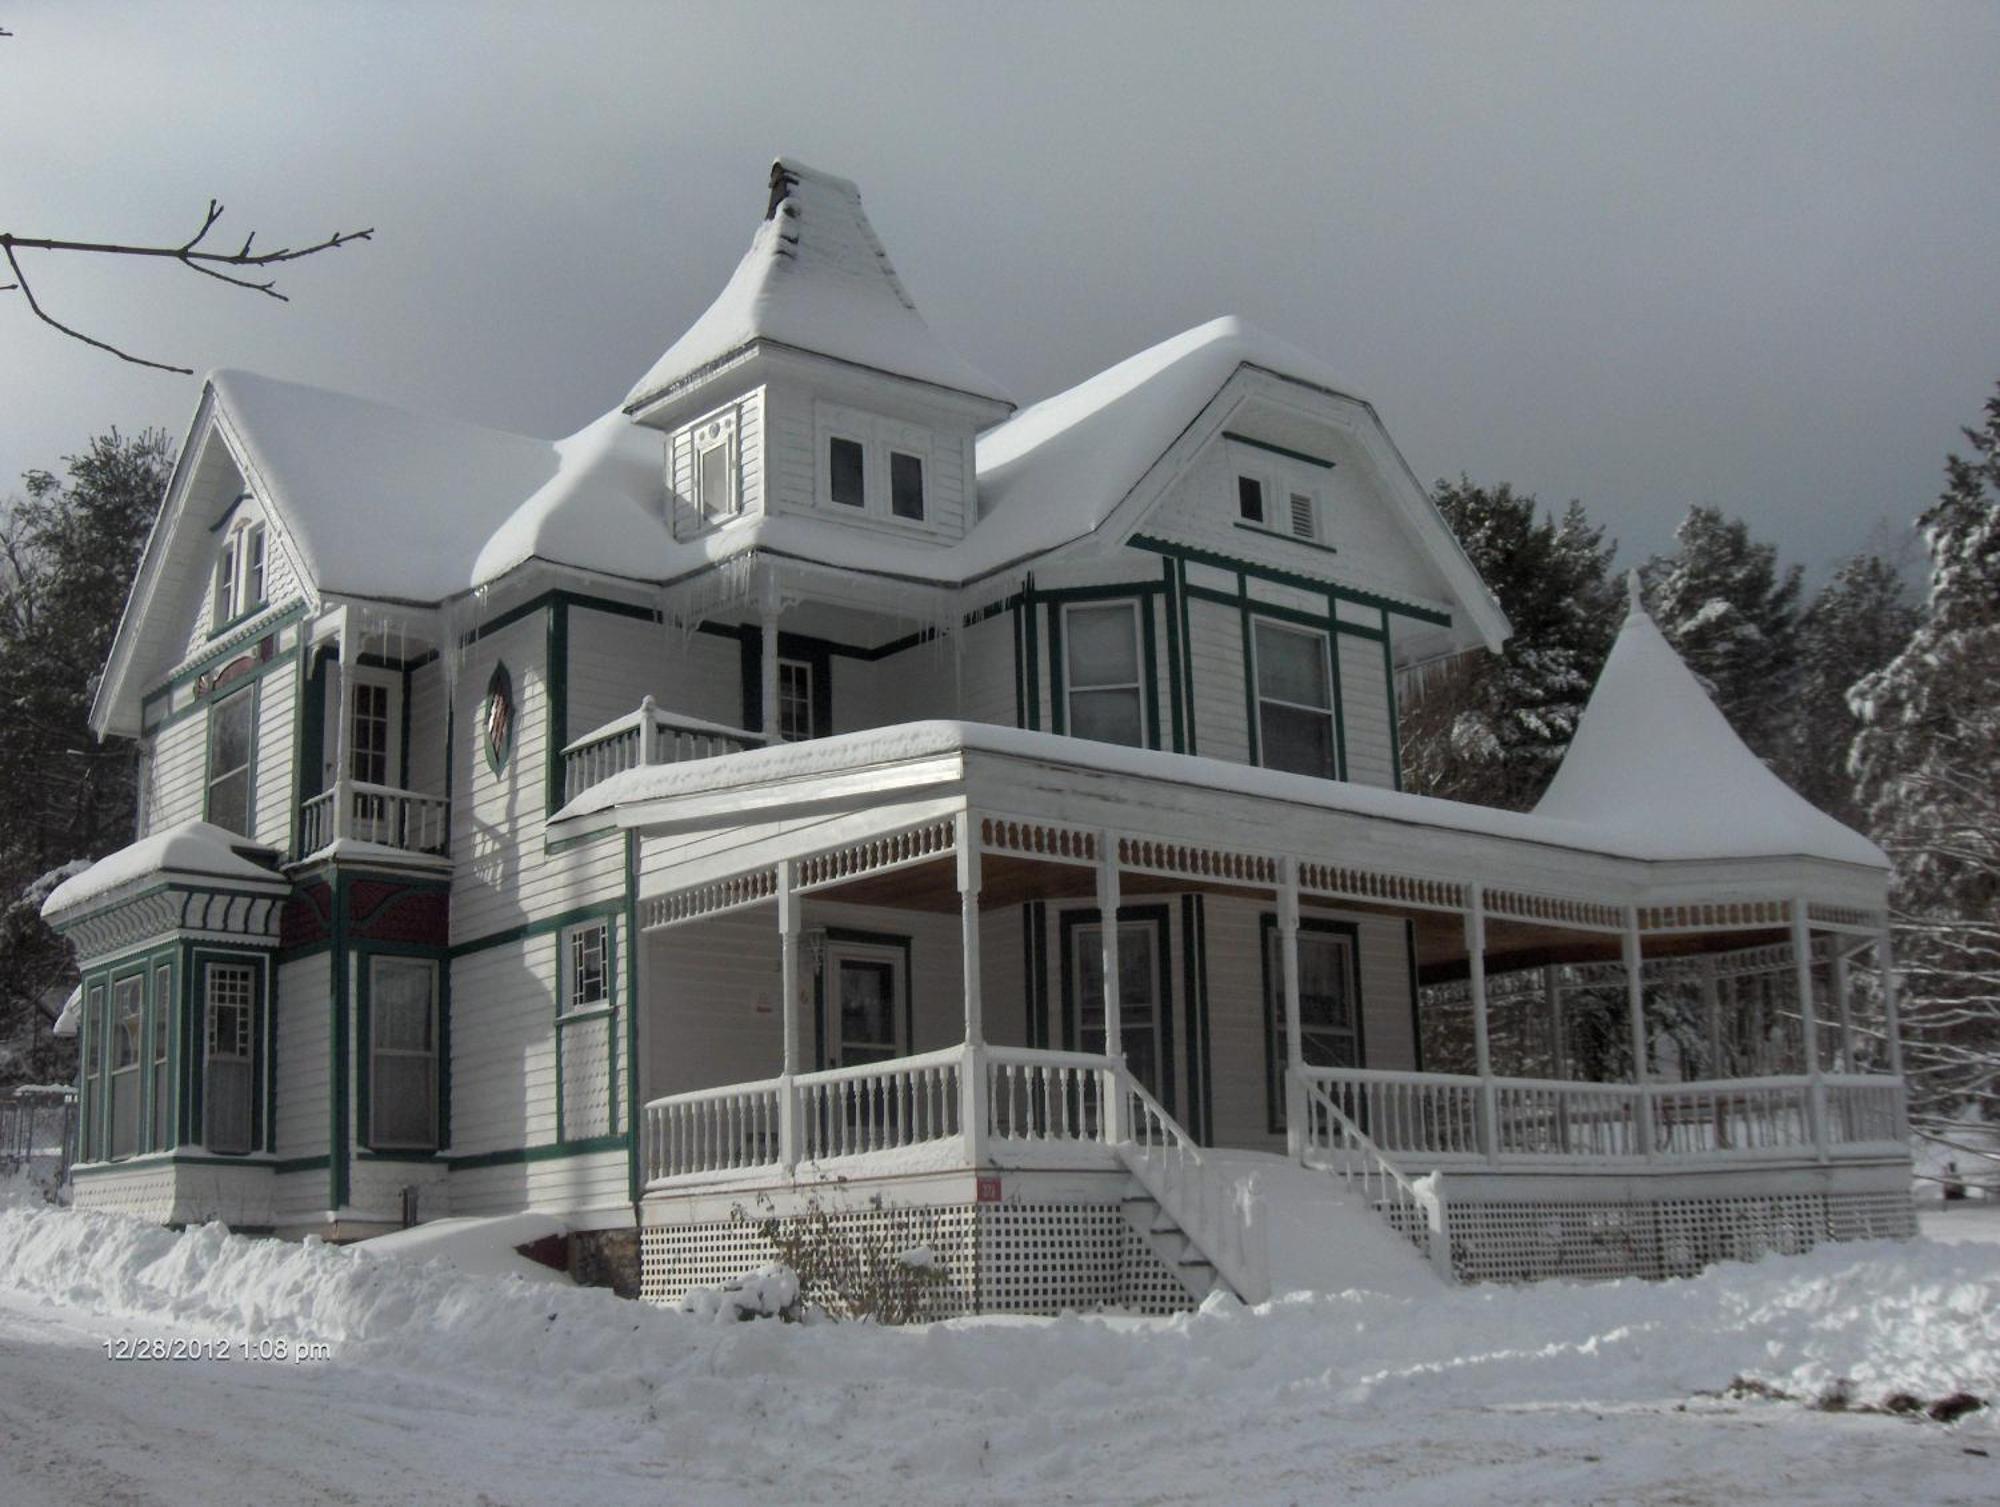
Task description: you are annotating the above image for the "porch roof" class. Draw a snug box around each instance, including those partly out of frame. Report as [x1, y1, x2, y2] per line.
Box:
[555, 719, 1888, 876]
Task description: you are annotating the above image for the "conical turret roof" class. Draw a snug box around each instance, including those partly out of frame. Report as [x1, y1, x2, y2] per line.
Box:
[1534, 577, 1886, 867]
[623, 159, 1012, 413]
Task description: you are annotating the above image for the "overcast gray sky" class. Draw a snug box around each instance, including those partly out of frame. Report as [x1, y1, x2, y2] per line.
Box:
[5, 1, 1995, 577]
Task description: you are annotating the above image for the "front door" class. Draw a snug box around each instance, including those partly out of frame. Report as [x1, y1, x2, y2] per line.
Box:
[1073, 918, 1165, 1103]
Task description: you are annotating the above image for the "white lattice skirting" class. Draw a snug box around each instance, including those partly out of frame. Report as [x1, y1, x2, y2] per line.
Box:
[1442, 1188, 1916, 1284]
[641, 1202, 1199, 1318]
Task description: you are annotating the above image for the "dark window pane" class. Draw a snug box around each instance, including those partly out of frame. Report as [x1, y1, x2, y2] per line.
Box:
[829, 437, 865, 507]
[1254, 623, 1330, 708]
[890, 451, 925, 520]
[1238, 475, 1264, 523]
[698, 443, 731, 519]
[1071, 687, 1143, 746]
[1260, 702, 1336, 779]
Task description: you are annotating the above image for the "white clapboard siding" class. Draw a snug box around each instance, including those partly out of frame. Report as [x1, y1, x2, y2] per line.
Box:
[644, 908, 781, 1096]
[568, 611, 666, 737]
[272, 1168, 329, 1230]
[449, 1149, 632, 1220]
[405, 658, 448, 800]
[1337, 631, 1396, 790]
[956, 609, 1018, 728]
[448, 940, 561, 1153]
[1198, 895, 1416, 1153]
[1185, 597, 1250, 764]
[252, 656, 297, 851]
[147, 713, 210, 832]
[273, 953, 330, 1163]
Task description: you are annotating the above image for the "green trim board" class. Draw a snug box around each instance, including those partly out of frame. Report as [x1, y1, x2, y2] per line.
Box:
[812, 926, 916, 1070]
[1129, 534, 1452, 628]
[146, 643, 297, 735]
[1232, 521, 1339, 558]
[329, 871, 350, 1209]
[1221, 431, 1336, 470]
[1181, 582, 1385, 641]
[544, 599, 569, 814]
[144, 600, 309, 708]
[1257, 913, 1365, 1134]
[448, 898, 626, 960]
[1380, 608, 1404, 791]
[1159, 558, 1185, 754]
[1176, 559, 1197, 756]
[1056, 902, 1176, 1118]
[1022, 576, 1041, 730]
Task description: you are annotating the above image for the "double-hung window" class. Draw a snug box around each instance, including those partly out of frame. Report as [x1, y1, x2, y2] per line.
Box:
[1073, 920, 1163, 1100]
[1064, 602, 1145, 748]
[204, 962, 256, 1155]
[206, 688, 255, 836]
[369, 958, 438, 1151]
[212, 520, 267, 628]
[109, 976, 143, 1159]
[151, 963, 173, 1151]
[82, 985, 104, 1161]
[1253, 620, 1337, 779]
[777, 659, 814, 742]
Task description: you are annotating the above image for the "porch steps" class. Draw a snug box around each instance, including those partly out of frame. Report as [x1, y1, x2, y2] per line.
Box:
[1119, 1188, 1223, 1302]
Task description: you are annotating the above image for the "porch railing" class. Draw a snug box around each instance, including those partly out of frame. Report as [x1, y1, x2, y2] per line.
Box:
[297, 779, 449, 858]
[797, 1047, 965, 1161]
[644, 1078, 785, 1180]
[1299, 1076, 1452, 1277]
[562, 697, 764, 805]
[985, 1046, 1109, 1144]
[1297, 1066, 1908, 1167]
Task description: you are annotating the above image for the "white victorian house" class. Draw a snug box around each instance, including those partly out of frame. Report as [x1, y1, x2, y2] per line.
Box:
[44, 161, 1913, 1312]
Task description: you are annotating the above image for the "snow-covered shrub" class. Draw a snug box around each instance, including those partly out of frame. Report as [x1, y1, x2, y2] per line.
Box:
[731, 1190, 949, 1324]
[678, 1262, 803, 1323]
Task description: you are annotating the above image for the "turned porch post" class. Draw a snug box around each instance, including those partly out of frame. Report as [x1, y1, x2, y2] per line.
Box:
[1622, 906, 1655, 1158]
[1878, 922, 1904, 1076]
[1096, 830, 1124, 1143]
[1543, 963, 1566, 1080]
[1465, 882, 1499, 1163]
[957, 812, 987, 1164]
[777, 857, 800, 1169]
[1792, 899, 1828, 1162]
[1279, 858, 1305, 1160]
[1699, 955, 1723, 1078]
[1832, 941, 1855, 1075]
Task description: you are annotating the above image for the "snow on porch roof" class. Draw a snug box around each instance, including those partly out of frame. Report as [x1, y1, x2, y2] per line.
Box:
[1532, 585, 1888, 869]
[622, 159, 1013, 414]
[40, 820, 285, 924]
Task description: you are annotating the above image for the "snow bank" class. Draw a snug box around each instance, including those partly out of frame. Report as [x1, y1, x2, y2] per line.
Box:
[355, 1212, 572, 1284]
[1, 1206, 1994, 1430]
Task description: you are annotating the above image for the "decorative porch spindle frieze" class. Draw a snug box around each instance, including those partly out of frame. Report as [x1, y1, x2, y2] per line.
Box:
[1297, 862, 1463, 912]
[1483, 889, 1624, 933]
[978, 816, 1098, 865]
[641, 868, 779, 931]
[1116, 837, 1277, 887]
[793, 816, 956, 891]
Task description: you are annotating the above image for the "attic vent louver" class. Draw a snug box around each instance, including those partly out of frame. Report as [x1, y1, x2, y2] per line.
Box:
[1289, 492, 1316, 539]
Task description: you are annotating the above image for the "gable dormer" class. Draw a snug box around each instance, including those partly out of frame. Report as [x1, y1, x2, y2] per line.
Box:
[623, 160, 1013, 546]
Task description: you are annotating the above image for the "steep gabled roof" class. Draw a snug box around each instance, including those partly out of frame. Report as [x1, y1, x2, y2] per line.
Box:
[212, 369, 557, 601]
[1534, 584, 1887, 868]
[622, 159, 1012, 413]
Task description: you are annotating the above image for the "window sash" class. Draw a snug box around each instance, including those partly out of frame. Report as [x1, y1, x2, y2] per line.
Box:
[889, 451, 925, 520]
[777, 659, 813, 743]
[1065, 603, 1145, 748]
[214, 536, 238, 625]
[832, 951, 903, 1068]
[207, 690, 255, 835]
[370, 958, 437, 1150]
[351, 681, 390, 785]
[828, 436, 865, 508]
[152, 964, 173, 1151]
[1265, 929, 1360, 1128]
[565, 923, 608, 1014]
[1253, 621, 1337, 779]
[203, 963, 256, 1155]
[1237, 475, 1265, 524]
[110, 975, 143, 1158]
[697, 440, 732, 521]
[244, 525, 266, 605]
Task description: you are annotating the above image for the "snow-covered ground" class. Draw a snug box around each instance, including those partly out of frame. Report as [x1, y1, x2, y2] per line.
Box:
[1, 1205, 1995, 1506]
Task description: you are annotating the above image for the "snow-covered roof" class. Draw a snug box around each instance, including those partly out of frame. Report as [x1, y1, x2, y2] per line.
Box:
[41, 821, 286, 923]
[212, 369, 559, 602]
[975, 316, 1360, 550]
[1533, 588, 1888, 868]
[558, 715, 1880, 879]
[623, 159, 1012, 414]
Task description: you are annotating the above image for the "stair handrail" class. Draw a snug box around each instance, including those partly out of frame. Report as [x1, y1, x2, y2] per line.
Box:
[1299, 1073, 1453, 1280]
[1112, 1065, 1270, 1305]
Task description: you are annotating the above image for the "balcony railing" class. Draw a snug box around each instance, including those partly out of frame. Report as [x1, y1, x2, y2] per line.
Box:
[298, 779, 450, 858]
[562, 697, 764, 806]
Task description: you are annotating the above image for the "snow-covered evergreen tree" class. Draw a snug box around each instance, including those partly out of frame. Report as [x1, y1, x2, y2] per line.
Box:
[1401, 479, 1620, 810]
[1787, 554, 1919, 823]
[0, 429, 173, 1086]
[1849, 381, 2000, 1166]
[1641, 506, 1802, 763]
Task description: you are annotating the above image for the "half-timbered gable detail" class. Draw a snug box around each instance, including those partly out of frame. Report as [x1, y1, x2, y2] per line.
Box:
[45, 157, 1912, 1310]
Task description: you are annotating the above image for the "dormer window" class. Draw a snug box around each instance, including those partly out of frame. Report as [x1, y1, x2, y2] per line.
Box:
[889, 451, 925, 521]
[816, 404, 937, 529]
[212, 518, 267, 631]
[829, 436, 865, 507]
[694, 413, 738, 523]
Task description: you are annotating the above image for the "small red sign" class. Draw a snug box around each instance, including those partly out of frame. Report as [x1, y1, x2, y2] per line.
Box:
[975, 1175, 1002, 1204]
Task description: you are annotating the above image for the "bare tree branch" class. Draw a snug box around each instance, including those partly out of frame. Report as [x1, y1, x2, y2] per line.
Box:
[0, 200, 373, 373]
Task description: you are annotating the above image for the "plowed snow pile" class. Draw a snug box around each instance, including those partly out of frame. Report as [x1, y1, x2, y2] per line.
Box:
[2, 1205, 1994, 1424]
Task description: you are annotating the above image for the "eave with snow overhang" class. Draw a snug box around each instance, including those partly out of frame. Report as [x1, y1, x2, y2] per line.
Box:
[40, 821, 289, 959]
